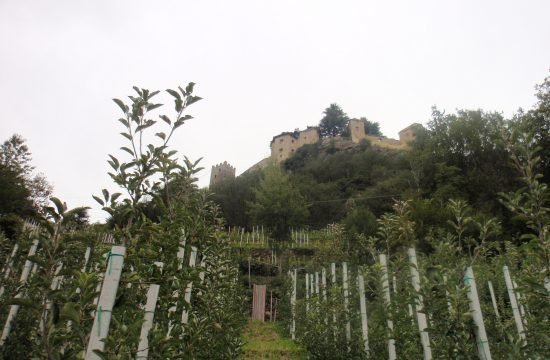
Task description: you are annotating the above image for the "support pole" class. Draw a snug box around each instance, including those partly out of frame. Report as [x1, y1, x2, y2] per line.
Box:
[464, 266, 492, 360]
[85, 246, 126, 360]
[503, 266, 526, 343]
[358, 273, 369, 356]
[407, 248, 432, 360]
[487, 281, 500, 319]
[342, 262, 351, 347]
[380, 254, 396, 360]
[1, 239, 39, 346]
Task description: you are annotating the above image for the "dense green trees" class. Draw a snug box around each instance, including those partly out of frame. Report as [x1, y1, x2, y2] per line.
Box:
[247, 163, 309, 241]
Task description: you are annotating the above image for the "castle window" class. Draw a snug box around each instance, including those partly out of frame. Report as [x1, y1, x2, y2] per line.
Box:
[279, 138, 284, 143]
[279, 148, 283, 152]
[291, 149, 295, 152]
[291, 139, 294, 143]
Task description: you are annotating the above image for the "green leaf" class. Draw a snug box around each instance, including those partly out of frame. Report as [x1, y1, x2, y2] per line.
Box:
[120, 147, 134, 156]
[112, 99, 128, 113]
[132, 86, 143, 97]
[118, 118, 129, 127]
[108, 155, 120, 170]
[60, 302, 81, 324]
[147, 103, 163, 111]
[120, 132, 133, 141]
[50, 197, 66, 215]
[186, 96, 202, 106]
[185, 82, 195, 94]
[92, 195, 104, 206]
[110, 193, 122, 202]
[166, 89, 181, 100]
[4, 297, 37, 308]
[160, 115, 171, 125]
[102, 189, 109, 202]
[155, 132, 166, 141]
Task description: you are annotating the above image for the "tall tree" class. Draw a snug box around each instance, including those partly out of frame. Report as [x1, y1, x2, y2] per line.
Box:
[319, 103, 349, 137]
[0, 134, 53, 214]
[516, 72, 550, 182]
[360, 117, 382, 136]
[248, 163, 309, 241]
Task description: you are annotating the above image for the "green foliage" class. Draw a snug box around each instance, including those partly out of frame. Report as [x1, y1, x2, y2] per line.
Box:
[359, 117, 382, 136]
[248, 163, 309, 241]
[319, 104, 349, 138]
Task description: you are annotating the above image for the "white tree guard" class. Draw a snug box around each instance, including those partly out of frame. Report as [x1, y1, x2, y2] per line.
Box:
[464, 266, 492, 360]
[407, 248, 432, 360]
[321, 268, 327, 301]
[503, 265, 526, 342]
[181, 246, 198, 325]
[380, 254, 396, 360]
[487, 281, 500, 319]
[39, 263, 64, 334]
[1, 239, 39, 346]
[315, 272, 319, 294]
[85, 245, 126, 360]
[305, 273, 310, 313]
[331, 263, 337, 335]
[358, 273, 369, 355]
[136, 283, 160, 360]
[342, 262, 351, 347]
[291, 269, 297, 339]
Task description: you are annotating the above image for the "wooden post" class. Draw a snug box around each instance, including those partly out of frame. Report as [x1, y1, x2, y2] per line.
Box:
[407, 248, 432, 360]
[503, 265, 525, 342]
[380, 254, 396, 360]
[85, 246, 126, 360]
[487, 281, 500, 319]
[464, 266, 492, 360]
[358, 273, 369, 355]
[1, 239, 39, 346]
[251, 284, 266, 321]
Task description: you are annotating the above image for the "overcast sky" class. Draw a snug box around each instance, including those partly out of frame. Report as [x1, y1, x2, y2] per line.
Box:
[0, 0, 549, 222]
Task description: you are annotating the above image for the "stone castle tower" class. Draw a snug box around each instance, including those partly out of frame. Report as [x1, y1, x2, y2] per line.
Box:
[209, 161, 236, 187]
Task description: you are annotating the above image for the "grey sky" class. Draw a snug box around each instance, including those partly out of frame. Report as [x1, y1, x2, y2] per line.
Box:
[0, 0, 548, 222]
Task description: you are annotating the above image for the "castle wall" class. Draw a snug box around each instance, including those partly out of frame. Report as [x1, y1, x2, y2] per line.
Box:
[271, 127, 320, 162]
[398, 124, 420, 144]
[268, 122, 420, 163]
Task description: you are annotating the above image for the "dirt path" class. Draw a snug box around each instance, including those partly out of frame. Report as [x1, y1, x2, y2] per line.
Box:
[241, 320, 306, 359]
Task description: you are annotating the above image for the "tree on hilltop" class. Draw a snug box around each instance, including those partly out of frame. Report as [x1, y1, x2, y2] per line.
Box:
[319, 103, 349, 137]
[248, 163, 309, 241]
[360, 117, 383, 136]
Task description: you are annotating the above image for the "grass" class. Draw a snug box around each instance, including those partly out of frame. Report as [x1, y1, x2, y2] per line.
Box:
[241, 320, 306, 360]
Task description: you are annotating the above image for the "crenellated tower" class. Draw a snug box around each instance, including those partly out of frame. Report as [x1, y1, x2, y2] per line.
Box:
[209, 161, 236, 187]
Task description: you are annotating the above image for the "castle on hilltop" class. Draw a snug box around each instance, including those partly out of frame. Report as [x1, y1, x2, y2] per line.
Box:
[209, 161, 236, 187]
[270, 119, 422, 162]
[210, 121, 422, 186]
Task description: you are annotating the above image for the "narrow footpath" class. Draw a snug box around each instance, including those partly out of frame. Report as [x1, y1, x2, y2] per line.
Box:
[241, 320, 306, 359]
